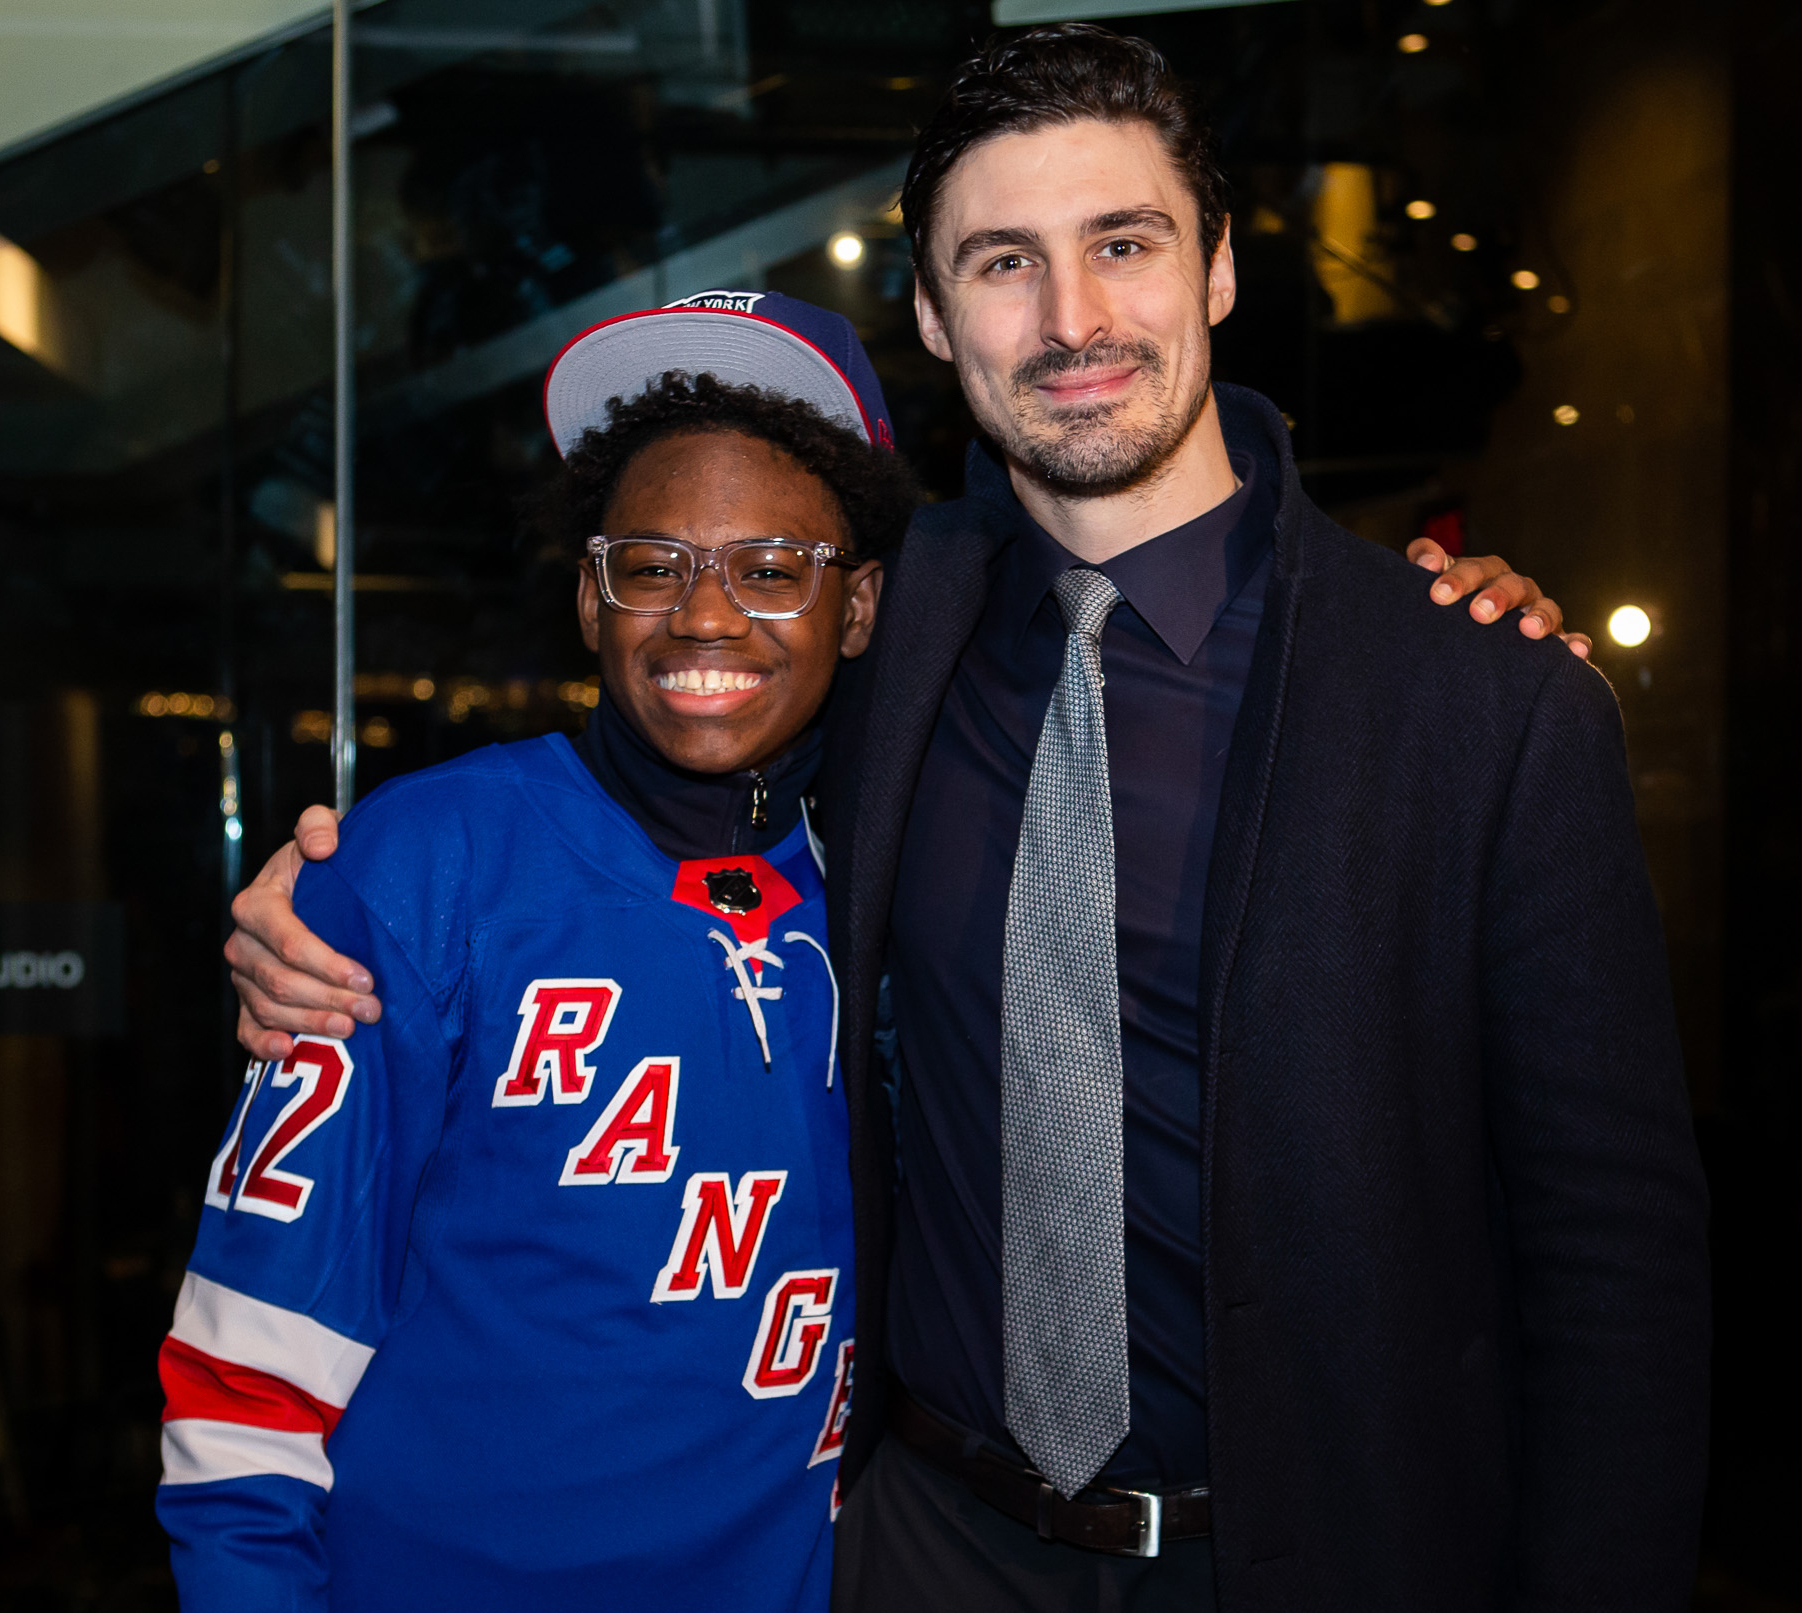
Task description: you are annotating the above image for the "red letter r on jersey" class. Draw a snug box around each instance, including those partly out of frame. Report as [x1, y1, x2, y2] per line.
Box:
[493, 978, 622, 1107]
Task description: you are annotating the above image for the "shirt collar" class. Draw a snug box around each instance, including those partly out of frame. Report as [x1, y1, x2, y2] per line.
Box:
[993, 451, 1271, 665]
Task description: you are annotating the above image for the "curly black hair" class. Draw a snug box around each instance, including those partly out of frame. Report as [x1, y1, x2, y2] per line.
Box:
[540, 370, 919, 564]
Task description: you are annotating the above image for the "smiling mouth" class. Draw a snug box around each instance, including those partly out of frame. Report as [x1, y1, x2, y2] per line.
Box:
[654, 669, 765, 693]
[1036, 365, 1141, 404]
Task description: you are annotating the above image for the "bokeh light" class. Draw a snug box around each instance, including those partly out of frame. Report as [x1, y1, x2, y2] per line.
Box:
[1608, 606, 1652, 647]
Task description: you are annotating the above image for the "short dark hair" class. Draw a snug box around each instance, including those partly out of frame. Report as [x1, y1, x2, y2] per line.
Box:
[542, 370, 918, 564]
[901, 24, 1229, 300]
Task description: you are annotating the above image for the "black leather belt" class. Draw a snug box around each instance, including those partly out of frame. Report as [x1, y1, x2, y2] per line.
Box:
[889, 1389, 1211, 1559]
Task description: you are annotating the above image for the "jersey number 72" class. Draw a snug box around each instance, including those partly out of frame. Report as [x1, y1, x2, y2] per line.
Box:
[206, 1038, 354, 1223]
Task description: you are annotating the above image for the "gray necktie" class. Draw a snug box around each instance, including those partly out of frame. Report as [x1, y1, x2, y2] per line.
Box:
[1001, 566, 1129, 1499]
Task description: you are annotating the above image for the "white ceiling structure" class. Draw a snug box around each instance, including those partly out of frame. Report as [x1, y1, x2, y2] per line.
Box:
[0, 0, 1306, 161]
[0, 0, 348, 160]
[991, 0, 1293, 23]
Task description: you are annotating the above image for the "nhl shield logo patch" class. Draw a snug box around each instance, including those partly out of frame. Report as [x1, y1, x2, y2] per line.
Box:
[670, 855, 801, 944]
[704, 867, 763, 916]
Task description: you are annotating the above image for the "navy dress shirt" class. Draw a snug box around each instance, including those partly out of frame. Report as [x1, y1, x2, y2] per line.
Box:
[885, 447, 1276, 1488]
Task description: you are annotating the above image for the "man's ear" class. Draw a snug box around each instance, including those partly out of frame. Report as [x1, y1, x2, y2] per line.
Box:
[914, 273, 954, 363]
[1207, 217, 1237, 328]
[577, 565, 603, 653]
[838, 560, 884, 659]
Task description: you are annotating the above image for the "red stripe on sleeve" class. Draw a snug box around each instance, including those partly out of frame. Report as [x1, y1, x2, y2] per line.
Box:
[158, 1334, 345, 1441]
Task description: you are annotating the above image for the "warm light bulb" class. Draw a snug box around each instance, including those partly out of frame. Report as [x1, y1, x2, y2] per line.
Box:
[1511, 268, 1541, 290]
[1405, 199, 1437, 220]
[1450, 232, 1478, 252]
[1398, 32, 1429, 53]
[1608, 606, 1651, 648]
[828, 232, 865, 268]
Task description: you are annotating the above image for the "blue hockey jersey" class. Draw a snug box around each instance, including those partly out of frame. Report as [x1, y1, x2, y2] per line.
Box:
[157, 734, 855, 1611]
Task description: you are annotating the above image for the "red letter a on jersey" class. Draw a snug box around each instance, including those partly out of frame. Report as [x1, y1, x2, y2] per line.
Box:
[493, 978, 621, 1107]
[560, 1058, 680, 1185]
[651, 1171, 787, 1302]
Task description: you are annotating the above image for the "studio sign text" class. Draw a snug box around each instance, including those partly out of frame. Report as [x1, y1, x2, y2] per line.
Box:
[0, 903, 124, 1035]
[0, 951, 88, 990]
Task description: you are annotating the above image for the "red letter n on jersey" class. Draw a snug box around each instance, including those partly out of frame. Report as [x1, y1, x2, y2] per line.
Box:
[651, 1171, 787, 1302]
[493, 978, 622, 1107]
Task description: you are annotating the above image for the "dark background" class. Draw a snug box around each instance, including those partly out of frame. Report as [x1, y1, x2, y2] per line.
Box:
[0, 0, 1795, 1605]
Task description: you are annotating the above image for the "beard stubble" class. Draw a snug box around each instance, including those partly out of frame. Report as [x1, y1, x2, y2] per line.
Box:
[988, 335, 1213, 496]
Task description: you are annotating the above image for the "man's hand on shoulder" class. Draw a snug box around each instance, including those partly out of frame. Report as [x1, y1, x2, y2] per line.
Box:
[225, 805, 382, 1062]
[1408, 537, 1594, 659]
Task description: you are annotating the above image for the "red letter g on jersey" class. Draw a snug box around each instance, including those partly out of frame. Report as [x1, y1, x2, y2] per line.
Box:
[743, 1269, 837, 1400]
[493, 979, 621, 1107]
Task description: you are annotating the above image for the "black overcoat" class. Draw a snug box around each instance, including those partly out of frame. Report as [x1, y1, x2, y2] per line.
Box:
[818, 384, 1710, 1611]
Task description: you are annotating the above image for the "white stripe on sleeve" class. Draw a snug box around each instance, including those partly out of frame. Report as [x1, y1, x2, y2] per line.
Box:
[169, 1272, 375, 1408]
[161, 1417, 334, 1491]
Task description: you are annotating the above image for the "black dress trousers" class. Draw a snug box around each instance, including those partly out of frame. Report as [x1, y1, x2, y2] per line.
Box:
[831, 1437, 1217, 1613]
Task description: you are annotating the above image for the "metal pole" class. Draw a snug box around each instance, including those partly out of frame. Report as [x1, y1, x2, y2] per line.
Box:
[219, 68, 245, 1100]
[331, 0, 356, 811]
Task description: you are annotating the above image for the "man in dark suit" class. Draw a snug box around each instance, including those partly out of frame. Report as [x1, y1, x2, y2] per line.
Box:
[813, 25, 1707, 1613]
[222, 26, 1704, 1613]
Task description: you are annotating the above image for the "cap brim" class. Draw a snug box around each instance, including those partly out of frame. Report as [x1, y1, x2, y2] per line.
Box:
[543, 307, 874, 456]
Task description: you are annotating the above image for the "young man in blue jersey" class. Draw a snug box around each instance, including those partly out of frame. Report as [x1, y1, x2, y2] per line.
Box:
[157, 294, 915, 1610]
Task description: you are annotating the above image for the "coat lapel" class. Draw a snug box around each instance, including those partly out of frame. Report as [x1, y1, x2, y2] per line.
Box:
[1194, 389, 1311, 1533]
[835, 473, 1012, 1020]
[1197, 387, 1311, 1039]
[827, 452, 1012, 1485]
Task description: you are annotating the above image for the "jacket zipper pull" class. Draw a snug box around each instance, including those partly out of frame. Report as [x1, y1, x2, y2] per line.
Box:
[749, 771, 769, 832]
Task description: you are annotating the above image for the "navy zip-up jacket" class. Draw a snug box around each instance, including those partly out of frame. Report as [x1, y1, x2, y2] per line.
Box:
[819, 384, 1710, 1611]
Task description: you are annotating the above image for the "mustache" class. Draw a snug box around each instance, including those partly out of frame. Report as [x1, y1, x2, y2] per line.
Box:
[1011, 338, 1165, 394]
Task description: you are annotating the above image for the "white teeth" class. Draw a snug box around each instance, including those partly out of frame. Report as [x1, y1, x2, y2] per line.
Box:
[654, 670, 762, 693]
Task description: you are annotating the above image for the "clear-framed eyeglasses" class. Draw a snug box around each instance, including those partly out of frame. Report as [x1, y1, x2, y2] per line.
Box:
[586, 535, 858, 620]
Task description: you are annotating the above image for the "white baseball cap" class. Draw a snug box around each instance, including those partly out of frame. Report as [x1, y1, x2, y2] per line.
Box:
[541, 289, 895, 458]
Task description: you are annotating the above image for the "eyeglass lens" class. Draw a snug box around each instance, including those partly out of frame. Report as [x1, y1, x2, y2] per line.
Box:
[602, 540, 821, 614]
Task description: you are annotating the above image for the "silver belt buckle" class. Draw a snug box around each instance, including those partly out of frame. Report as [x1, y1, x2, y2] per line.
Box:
[1123, 1489, 1162, 1558]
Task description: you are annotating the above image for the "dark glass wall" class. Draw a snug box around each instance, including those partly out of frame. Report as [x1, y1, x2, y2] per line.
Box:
[1712, 0, 1802, 1601]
